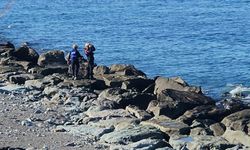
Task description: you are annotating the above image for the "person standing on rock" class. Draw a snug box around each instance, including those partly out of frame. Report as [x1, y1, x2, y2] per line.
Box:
[67, 44, 82, 80]
[84, 42, 95, 79]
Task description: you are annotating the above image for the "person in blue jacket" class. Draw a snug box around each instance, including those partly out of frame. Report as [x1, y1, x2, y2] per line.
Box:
[67, 44, 82, 80]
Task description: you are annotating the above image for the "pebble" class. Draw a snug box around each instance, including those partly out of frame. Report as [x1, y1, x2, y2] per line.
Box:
[21, 118, 33, 126]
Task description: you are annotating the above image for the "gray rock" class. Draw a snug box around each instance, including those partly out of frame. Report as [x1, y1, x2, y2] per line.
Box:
[210, 122, 226, 136]
[98, 88, 155, 109]
[147, 89, 214, 119]
[177, 104, 246, 125]
[102, 74, 132, 87]
[109, 64, 146, 77]
[169, 135, 235, 150]
[37, 50, 66, 67]
[9, 74, 35, 85]
[93, 65, 110, 75]
[221, 109, 250, 146]
[109, 139, 172, 150]
[58, 124, 114, 139]
[43, 86, 59, 96]
[100, 125, 165, 145]
[121, 77, 154, 92]
[126, 105, 152, 121]
[154, 76, 202, 95]
[25, 79, 45, 90]
[85, 109, 131, 119]
[141, 115, 190, 135]
[21, 118, 33, 126]
[12, 46, 39, 63]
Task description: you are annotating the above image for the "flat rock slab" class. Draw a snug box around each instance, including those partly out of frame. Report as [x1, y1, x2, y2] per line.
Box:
[100, 125, 165, 145]
[109, 139, 172, 150]
[141, 117, 190, 135]
[222, 129, 250, 147]
[169, 135, 235, 150]
[57, 124, 114, 139]
[85, 109, 131, 119]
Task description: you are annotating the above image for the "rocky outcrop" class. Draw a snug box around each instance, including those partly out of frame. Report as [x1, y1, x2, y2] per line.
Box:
[2, 43, 250, 149]
[154, 76, 202, 95]
[147, 89, 214, 119]
[37, 50, 66, 67]
[221, 109, 250, 146]
[12, 45, 39, 63]
[98, 88, 155, 109]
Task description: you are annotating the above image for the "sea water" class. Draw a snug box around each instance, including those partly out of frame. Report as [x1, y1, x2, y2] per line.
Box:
[1, 0, 250, 99]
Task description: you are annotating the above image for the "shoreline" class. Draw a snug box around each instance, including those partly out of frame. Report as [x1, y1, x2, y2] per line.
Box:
[0, 42, 250, 149]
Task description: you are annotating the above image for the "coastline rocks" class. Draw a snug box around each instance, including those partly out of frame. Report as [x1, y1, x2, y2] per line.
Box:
[154, 77, 202, 95]
[37, 50, 66, 67]
[98, 88, 155, 109]
[147, 89, 214, 119]
[29, 65, 68, 76]
[0, 42, 15, 57]
[121, 78, 154, 92]
[109, 64, 146, 77]
[12, 46, 39, 63]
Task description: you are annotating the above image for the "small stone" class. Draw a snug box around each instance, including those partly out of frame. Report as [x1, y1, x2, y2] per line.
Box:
[53, 127, 66, 132]
[66, 142, 77, 147]
[21, 118, 33, 126]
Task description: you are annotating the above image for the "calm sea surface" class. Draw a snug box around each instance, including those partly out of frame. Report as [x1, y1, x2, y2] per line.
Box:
[1, 0, 250, 99]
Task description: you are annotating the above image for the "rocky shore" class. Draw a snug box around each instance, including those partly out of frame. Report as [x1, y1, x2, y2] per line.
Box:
[0, 42, 250, 150]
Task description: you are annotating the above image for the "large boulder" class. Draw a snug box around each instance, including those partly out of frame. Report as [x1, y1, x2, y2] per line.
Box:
[177, 102, 246, 125]
[28, 65, 68, 76]
[100, 125, 166, 145]
[0, 41, 15, 57]
[121, 78, 154, 92]
[98, 88, 156, 109]
[37, 50, 66, 67]
[102, 74, 134, 87]
[12, 45, 39, 63]
[109, 64, 146, 77]
[221, 109, 250, 146]
[147, 89, 214, 119]
[93, 65, 110, 75]
[154, 77, 202, 95]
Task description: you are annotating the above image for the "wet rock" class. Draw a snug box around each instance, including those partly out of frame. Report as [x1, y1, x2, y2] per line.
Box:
[9, 74, 35, 84]
[109, 64, 146, 77]
[12, 45, 39, 63]
[100, 125, 165, 145]
[98, 88, 155, 109]
[125, 105, 152, 121]
[147, 89, 214, 119]
[141, 115, 190, 135]
[154, 76, 202, 95]
[0, 41, 15, 57]
[93, 65, 110, 75]
[37, 50, 66, 67]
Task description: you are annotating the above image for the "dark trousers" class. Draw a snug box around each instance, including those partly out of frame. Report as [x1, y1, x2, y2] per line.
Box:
[87, 56, 94, 79]
[71, 60, 79, 77]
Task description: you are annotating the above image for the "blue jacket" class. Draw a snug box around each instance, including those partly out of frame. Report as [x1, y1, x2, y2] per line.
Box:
[69, 49, 81, 61]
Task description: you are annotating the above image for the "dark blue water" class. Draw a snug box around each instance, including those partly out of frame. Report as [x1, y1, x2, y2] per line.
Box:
[1, 0, 250, 99]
